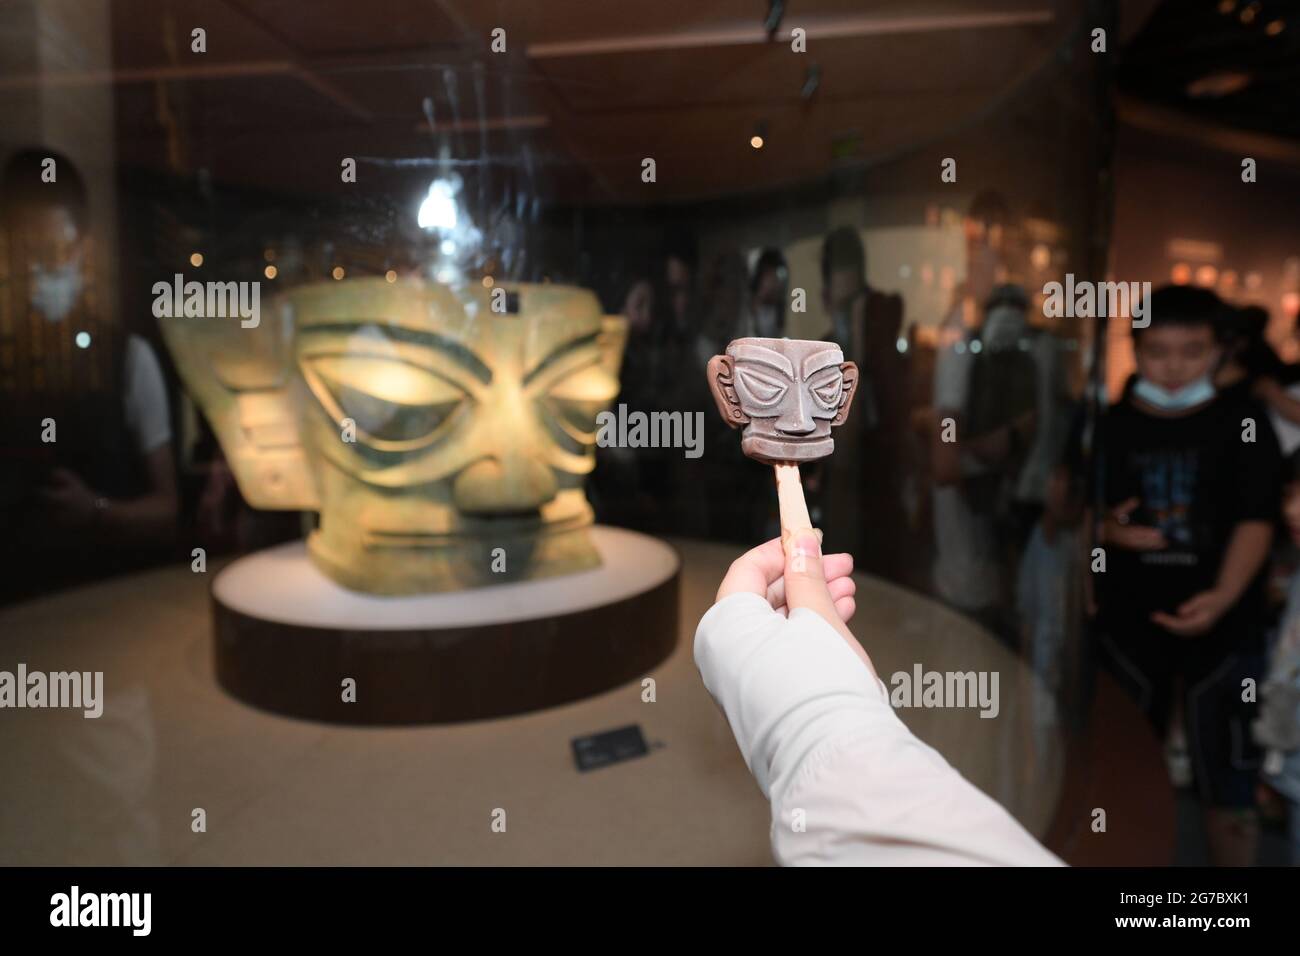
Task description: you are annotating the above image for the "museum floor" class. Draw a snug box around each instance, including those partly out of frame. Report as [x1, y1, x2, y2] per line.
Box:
[0, 536, 1162, 865]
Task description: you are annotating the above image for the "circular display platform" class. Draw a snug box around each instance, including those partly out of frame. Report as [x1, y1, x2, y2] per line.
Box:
[211, 526, 681, 724]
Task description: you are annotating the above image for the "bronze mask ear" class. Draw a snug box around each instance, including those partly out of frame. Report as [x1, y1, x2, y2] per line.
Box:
[832, 361, 859, 427]
[707, 354, 749, 428]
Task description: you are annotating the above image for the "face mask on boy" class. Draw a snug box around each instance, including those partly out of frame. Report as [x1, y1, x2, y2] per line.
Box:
[1133, 375, 1216, 411]
[29, 258, 85, 323]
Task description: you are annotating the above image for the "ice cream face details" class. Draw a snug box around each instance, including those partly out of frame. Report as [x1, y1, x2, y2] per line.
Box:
[707, 337, 858, 464]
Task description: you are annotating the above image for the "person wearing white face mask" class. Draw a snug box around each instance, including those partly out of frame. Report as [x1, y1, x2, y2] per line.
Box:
[29, 253, 86, 322]
[0, 148, 178, 605]
[1091, 284, 1282, 867]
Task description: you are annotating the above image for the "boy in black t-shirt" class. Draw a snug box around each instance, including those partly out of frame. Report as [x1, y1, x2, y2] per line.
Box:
[1095, 285, 1280, 866]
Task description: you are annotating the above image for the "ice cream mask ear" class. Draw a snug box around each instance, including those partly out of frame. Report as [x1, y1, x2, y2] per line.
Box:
[707, 337, 858, 464]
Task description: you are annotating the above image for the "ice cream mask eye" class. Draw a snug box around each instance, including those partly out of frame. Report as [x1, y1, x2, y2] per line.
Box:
[736, 367, 789, 406]
[809, 371, 844, 409]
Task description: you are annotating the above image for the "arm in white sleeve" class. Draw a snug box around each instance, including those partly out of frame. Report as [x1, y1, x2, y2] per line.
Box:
[123, 335, 173, 455]
[694, 592, 1064, 866]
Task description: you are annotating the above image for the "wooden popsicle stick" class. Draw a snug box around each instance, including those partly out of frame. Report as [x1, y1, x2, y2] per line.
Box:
[773, 462, 817, 547]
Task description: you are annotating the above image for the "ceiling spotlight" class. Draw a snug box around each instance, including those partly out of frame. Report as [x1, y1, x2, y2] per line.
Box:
[1240, 1, 1260, 24]
[1266, 18, 1285, 35]
[1217, 0, 1236, 13]
[750, 135, 764, 149]
[190, 252, 203, 267]
[331, 266, 345, 280]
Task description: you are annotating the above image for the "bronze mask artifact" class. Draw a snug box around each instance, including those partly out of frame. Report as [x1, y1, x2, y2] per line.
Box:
[160, 277, 627, 594]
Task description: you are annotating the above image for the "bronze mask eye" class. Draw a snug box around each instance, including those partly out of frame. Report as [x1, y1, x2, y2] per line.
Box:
[544, 361, 620, 444]
[303, 355, 468, 445]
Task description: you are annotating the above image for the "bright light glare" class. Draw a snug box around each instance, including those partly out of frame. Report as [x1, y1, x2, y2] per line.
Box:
[418, 179, 459, 232]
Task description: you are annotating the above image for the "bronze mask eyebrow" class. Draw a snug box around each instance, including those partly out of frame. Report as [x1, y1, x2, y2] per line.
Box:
[298, 322, 493, 384]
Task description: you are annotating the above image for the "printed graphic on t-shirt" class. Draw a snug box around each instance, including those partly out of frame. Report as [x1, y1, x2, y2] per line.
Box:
[1135, 448, 1199, 566]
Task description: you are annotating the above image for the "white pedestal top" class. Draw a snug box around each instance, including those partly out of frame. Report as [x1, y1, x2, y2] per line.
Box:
[212, 525, 680, 630]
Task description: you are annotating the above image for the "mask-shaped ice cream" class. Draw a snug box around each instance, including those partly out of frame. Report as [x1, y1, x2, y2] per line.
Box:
[707, 338, 858, 463]
[160, 277, 627, 594]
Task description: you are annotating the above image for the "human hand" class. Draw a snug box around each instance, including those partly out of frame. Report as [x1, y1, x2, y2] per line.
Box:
[39, 467, 98, 528]
[1102, 497, 1167, 551]
[1150, 588, 1233, 637]
[716, 532, 872, 673]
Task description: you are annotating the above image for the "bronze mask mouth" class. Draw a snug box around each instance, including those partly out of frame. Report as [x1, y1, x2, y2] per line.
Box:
[361, 508, 588, 550]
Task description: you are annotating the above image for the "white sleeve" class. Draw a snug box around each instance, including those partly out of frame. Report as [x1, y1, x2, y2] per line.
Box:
[933, 342, 972, 411]
[123, 335, 173, 456]
[694, 592, 1064, 867]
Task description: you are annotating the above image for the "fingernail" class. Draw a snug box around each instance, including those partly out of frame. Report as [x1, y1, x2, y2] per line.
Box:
[793, 531, 821, 555]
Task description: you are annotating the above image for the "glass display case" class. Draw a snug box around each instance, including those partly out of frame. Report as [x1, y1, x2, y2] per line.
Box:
[4, 0, 1300, 874]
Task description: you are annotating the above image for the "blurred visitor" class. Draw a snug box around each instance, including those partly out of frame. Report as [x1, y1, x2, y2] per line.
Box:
[1216, 304, 1286, 400]
[0, 148, 178, 605]
[697, 248, 768, 540]
[590, 264, 679, 533]
[1092, 285, 1279, 867]
[1255, 449, 1300, 864]
[1230, 304, 1300, 448]
[743, 247, 788, 339]
[925, 193, 1019, 636]
[695, 248, 750, 370]
[817, 226, 910, 574]
[662, 229, 698, 345]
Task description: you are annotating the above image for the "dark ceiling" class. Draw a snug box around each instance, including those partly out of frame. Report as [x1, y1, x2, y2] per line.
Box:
[11, 1, 1297, 209]
[85, 0, 1079, 204]
[1118, 0, 1300, 142]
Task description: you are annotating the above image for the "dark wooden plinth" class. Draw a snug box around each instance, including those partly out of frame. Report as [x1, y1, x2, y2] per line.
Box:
[212, 571, 680, 725]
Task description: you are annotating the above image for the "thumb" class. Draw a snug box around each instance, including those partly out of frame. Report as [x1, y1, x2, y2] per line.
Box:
[783, 530, 841, 628]
[782, 530, 876, 674]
